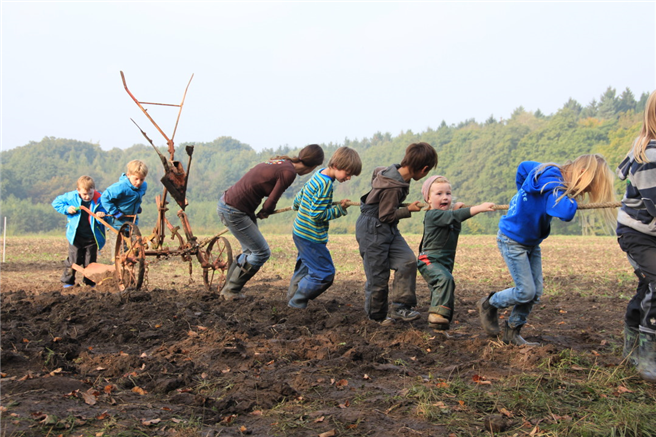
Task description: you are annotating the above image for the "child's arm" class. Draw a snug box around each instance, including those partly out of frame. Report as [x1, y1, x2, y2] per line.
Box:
[470, 202, 495, 216]
[546, 190, 577, 222]
[378, 189, 412, 223]
[52, 192, 77, 216]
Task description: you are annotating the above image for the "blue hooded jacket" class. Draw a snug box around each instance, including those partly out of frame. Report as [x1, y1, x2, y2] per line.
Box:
[100, 174, 148, 230]
[499, 161, 577, 246]
[52, 189, 107, 249]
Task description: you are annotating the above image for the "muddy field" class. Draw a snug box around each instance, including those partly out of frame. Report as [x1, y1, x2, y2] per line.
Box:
[1, 234, 653, 436]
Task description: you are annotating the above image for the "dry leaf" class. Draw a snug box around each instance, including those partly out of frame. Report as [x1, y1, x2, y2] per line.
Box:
[335, 379, 348, 387]
[82, 389, 98, 405]
[499, 407, 514, 417]
[171, 418, 181, 423]
[104, 385, 114, 394]
[240, 426, 247, 432]
[96, 412, 110, 420]
[142, 418, 161, 426]
[319, 430, 336, 437]
[132, 386, 147, 395]
[363, 374, 370, 380]
[197, 325, 208, 331]
[49, 368, 63, 376]
[53, 337, 62, 342]
[96, 366, 107, 371]
[314, 416, 325, 423]
[187, 330, 199, 338]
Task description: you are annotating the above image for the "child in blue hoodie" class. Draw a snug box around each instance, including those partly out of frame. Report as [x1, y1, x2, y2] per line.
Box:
[101, 160, 149, 256]
[477, 155, 616, 345]
[52, 176, 107, 288]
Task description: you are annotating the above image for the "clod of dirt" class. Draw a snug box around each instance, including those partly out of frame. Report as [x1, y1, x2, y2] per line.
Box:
[484, 414, 510, 432]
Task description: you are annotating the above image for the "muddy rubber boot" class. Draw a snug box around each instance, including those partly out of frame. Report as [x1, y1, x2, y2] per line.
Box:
[477, 292, 500, 336]
[501, 321, 539, 346]
[288, 280, 332, 309]
[220, 261, 260, 300]
[623, 324, 639, 367]
[637, 331, 656, 382]
[428, 313, 450, 330]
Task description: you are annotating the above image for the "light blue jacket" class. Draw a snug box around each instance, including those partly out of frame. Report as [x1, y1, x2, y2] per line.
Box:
[52, 189, 107, 249]
[100, 174, 148, 230]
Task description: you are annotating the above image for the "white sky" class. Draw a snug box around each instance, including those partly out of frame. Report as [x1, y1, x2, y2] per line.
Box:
[2, 2, 655, 152]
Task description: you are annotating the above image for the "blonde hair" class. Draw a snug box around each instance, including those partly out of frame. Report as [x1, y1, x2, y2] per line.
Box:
[126, 160, 149, 177]
[328, 147, 362, 176]
[539, 154, 616, 227]
[632, 90, 656, 164]
[77, 175, 95, 190]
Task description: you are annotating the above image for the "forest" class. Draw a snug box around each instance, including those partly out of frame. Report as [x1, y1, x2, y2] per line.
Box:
[0, 86, 649, 236]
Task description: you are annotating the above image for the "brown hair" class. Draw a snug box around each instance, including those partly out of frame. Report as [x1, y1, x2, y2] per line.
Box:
[328, 147, 362, 176]
[271, 144, 325, 168]
[400, 142, 438, 172]
[127, 159, 149, 177]
[77, 175, 95, 190]
[631, 89, 656, 164]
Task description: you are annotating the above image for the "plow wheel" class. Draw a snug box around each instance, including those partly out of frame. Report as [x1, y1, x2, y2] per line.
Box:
[115, 223, 146, 291]
[198, 236, 232, 292]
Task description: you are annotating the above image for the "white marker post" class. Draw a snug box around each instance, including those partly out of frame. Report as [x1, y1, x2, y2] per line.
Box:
[2, 217, 6, 263]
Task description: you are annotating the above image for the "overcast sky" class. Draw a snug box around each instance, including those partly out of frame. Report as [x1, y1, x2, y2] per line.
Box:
[2, 2, 655, 153]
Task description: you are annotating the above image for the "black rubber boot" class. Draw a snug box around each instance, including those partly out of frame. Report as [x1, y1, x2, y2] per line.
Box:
[637, 331, 656, 382]
[501, 321, 539, 346]
[623, 324, 639, 367]
[288, 280, 333, 309]
[477, 292, 500, 336]
[220, 260, 260, 300]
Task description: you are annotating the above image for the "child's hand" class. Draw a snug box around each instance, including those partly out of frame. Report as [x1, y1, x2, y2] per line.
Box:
[408, 201, 422, 212]
[471, 202, 496, 215]
[340, 199, 351, 210]
[67, 206, 78, 214]
[256, 210, 270, 220]
[452, 202, 465, 211]
[96, 211, 106, 218]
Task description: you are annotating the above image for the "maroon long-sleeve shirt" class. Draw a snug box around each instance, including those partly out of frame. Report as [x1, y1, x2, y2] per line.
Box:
[223, 160, 297, 221]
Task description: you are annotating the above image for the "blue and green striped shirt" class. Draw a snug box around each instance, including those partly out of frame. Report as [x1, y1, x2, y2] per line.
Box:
[292, 169, 347, 243]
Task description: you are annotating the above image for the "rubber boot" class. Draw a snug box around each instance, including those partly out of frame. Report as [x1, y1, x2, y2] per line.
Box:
[502, 321, 539, 346]
[287, 259, 307, 300]
[428, 313, 449, 330]
[623, 324, 639, 367]
[477, 292, 500, 336]
[637, 331, 656, 382]
[220, 260, 260, 300]
[288, 280, 332, 309]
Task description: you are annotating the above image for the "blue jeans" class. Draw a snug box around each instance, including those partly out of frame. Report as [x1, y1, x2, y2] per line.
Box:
[490, 230, 543, 328]
[217, 196, 270, 267]
[288, 234, 335, 309]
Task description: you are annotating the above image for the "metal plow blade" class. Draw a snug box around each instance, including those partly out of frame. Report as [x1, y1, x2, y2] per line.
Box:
[72, 263, 116, 284]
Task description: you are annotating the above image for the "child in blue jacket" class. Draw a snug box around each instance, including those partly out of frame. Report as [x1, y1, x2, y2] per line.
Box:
[477, 155, 616, 345]
[52, 176, 107, 287]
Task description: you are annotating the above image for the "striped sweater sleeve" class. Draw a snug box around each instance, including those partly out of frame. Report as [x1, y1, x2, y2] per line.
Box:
[292, 171, 346, 243]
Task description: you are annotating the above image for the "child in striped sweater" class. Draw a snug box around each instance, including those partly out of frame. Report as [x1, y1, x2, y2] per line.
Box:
[287, 147, 362, 309]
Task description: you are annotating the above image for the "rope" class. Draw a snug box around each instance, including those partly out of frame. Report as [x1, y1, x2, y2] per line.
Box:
[271, 200, 623, 215]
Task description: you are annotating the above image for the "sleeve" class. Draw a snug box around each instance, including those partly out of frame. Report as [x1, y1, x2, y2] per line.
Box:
[378, 188, 410, 223]
[425, 208, 472, 227]
[261, 169, 296, 214]
[545, 190, 578, 222]
[302, 180, 346, 222]
[100, 184, 122, 216]
[52, 192, 74, 215]
[630, 155, 656, 217]
[515, 162, 539, 190]
[292, 186, 304, 211]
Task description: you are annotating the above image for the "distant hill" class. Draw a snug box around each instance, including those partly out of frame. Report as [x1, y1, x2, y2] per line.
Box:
[0, 86, 647, 236]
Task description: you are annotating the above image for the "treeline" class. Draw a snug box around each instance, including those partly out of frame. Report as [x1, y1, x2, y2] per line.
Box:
[0, 87, 649, 237]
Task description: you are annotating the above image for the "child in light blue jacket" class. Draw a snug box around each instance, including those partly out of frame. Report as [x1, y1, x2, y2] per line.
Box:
[52, 176, 107, 288]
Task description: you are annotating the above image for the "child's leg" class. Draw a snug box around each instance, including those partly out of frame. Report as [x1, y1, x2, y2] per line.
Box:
[287, 257, 309, 300]
[81, 242, 98, 286]
[218, 198, 270, 267]
[288, 235, 335, 309]
[388, 231, 417, 310]
[490, 232, 542, 328]
[61, 243, 78, 286]
[356, 215, 392, 321]
[419, 261, 455, 321]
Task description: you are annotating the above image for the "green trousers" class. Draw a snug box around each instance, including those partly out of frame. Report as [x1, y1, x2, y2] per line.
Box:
[418, 259, 455, 321]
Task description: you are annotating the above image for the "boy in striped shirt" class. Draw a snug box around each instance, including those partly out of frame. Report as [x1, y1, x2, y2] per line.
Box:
[288, 147, 362, 309]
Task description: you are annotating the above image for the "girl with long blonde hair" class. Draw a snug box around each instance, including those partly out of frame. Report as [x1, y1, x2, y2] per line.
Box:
[616, 89, 656, 382]
[478, 154, 616, 346]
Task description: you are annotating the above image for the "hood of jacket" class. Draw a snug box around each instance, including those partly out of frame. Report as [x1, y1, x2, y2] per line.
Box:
[370, 165, 410, 190]
[523, 164, 563, 194]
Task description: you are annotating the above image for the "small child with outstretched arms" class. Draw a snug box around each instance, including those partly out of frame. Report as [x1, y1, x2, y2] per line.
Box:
[477, 155, 616, 345]
[288, 147, 362, 309]
[52, 175, 107, 288]
[418, 176, 495, 330]
[100, 160, 148, 256]
[356, 142, 438, 325]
